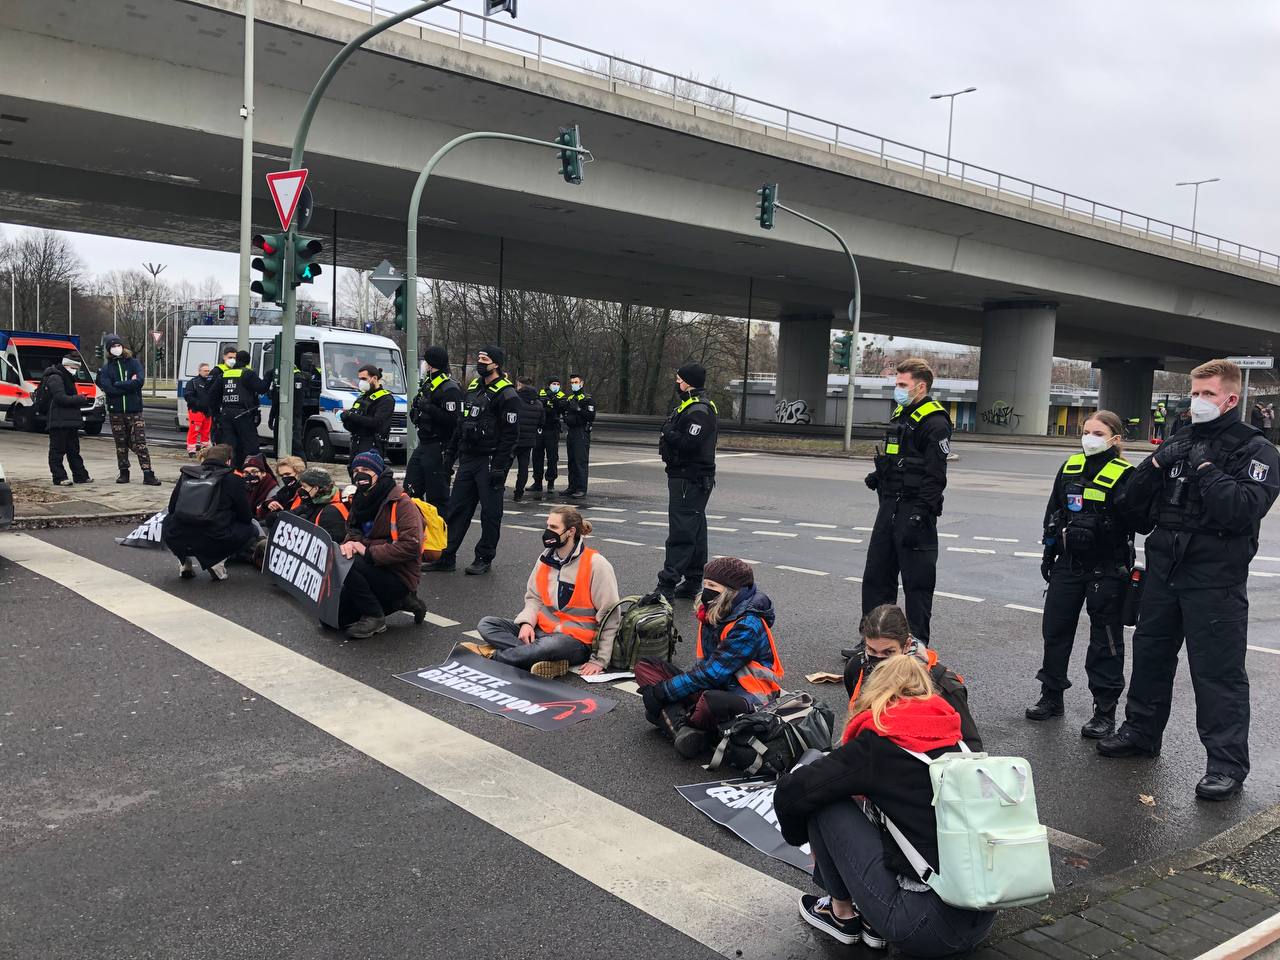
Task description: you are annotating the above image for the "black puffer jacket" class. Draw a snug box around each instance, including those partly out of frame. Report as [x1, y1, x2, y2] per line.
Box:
[515, 385, 545, 450]
[42, 365, 91, 430]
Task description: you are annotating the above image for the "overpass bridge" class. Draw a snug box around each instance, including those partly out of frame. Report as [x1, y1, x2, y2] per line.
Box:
[1, 0, 1278, 433]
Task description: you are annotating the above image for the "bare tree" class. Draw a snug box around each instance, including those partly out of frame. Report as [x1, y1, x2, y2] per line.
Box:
[8, 229, 84, 329]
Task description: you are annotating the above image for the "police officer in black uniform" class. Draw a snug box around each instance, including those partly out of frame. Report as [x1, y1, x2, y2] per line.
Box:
[563, 373, 595, 499]
[531, 376, 566, 497]
[859, 358, 952, 649]
[340, 364, 394, 457]
[424, 345, 521, 576]
[404, 345, 462, 511]
[216, 349, 267, 470]
[268, 361, 309, 455]
[1027, 410, 1142, 739]
[653, 362, 718, 602]
[1099, 359, 1280, 801]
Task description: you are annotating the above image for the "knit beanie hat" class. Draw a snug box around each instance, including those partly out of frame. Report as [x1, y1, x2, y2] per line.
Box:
[677, 362, 707, 390]
[349, 449, 387, 477]
[703, 556, 754, 590]
[425, 346, 449, 370]
[478, 344, 505, 367]
[104, 334, 124, 350]
[299, 467, 333, 492]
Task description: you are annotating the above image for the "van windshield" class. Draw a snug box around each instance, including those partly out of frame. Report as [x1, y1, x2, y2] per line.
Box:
[20, 347, 94, 384]
[322, 343, 404, 394]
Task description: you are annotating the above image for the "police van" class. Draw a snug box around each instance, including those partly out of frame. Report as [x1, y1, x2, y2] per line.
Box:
[177, 324, 409, 462]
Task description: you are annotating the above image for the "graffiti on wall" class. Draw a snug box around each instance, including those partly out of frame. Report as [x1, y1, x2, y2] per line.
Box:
[981, 400, 1021, 430]
[774, 398, 812, 425]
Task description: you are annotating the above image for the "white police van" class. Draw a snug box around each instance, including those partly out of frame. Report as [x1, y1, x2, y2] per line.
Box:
[177, 324, 409, 462]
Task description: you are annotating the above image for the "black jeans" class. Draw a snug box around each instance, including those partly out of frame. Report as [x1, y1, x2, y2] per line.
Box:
[404, 440, 449, 511]
[658, 475, 713, 590]
[338, 555, 410, 626]
[809, 801, 995, 957]
[48, 427, 89, 482]
[220, 409, 260, 470]
[477, 617, 592, 670]
[1119, 574, 1250, 780]
[1038, 558, 1126, 710]
[861, 500, 939, 645]
[566, 427, 590, 493]
[514, 446, 533, 495]
[441, 454, 504, 564]
[533, 428, 559, 486]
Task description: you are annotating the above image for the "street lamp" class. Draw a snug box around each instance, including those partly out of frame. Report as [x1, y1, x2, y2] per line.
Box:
[1175, 177, 1220, 235]
[142, 262, 167, 396]
[929, 86, 977, 176]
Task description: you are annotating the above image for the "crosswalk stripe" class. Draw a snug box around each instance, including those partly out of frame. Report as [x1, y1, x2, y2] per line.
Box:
[603, 537, 643, 546]
[639, 521, 668, 527]
[947, 547, 996, 555]
[586, 506, 627, 512]
[1005, 603, 1044, 615]
[795, 522, 838, 529]
[816, 536, 862, 544]
[582, 516, 627, 523]
[774, 565, 828, 577]
[752, 531, 797, 538]
[936, 591, 984, 603]
[739, 517, 780, 524]
[0, 534, 811, 958]
[707, 526, 739, 533]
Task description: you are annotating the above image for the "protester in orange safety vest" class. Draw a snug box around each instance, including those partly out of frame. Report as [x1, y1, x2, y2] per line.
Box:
[468, 505, 621, 678]
[636, 556, 783, 759]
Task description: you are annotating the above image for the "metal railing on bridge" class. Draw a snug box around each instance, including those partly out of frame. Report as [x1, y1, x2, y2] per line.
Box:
[297, 0, 1280, 275]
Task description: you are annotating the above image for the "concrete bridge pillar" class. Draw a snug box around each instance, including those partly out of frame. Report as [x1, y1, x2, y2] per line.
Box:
[975, 301, 1057, 436]
[775, 315, 832, 425]
[1096, 357, 1160, 437]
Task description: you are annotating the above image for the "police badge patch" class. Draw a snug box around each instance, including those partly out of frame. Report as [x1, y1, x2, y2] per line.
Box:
[1249, 459, 1270, 482]
[939, 439, 950, 455]
[688, 423, 702, 435]
[506, 412, 518, 424]
[1066, 492, 1084, 512]
[445, 401, 457, 411]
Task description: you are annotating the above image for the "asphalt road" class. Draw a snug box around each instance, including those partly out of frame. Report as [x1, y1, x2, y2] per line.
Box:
[3, 436, 1279, 959]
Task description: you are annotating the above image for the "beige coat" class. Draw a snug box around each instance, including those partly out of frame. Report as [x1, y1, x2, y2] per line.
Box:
[516, 544, 621, 669]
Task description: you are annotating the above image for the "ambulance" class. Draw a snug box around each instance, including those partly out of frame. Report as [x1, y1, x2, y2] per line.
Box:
[0, 330, 106, 434]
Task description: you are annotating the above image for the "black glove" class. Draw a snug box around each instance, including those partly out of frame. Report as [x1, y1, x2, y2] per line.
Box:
[900, 513, 928, 549]
[1041, 542, 1057, 583]
[1189, 441, 1212, 471]
[443, 456, 456, 476]
[488, 468, 507, 490]
[639, 590, 663, 607]
[864, 472, 879, 491]
[640, 684, 664, 717]
[1155, 434, 1192, 468]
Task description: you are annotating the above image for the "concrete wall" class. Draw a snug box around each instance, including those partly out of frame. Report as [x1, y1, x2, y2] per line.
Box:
[975, 304, 1057, 437]
[775, 317, 832, 425]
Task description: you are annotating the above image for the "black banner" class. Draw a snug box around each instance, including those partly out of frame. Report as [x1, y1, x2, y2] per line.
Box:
[115, 510, 167, 549]
[265, 512, 350, 628]
[676, 778, 813, 873]
[396, 651, 617, 731]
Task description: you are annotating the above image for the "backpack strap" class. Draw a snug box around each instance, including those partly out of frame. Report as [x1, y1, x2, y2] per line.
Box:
[877, 740, 973, 883]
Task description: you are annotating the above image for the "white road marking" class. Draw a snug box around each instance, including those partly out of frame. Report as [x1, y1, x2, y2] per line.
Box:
[844, 576, 863, 583]
[718, 453, 759, 459]
[936, 591, 984, 603]
[421, 612, 461, 628]
[1255, 556, 1280, 563]
[753, 531, 797, 538]
[505, 510, 523, 516]
[947, 547, 996, 555]
[706, 515, 727, 520]
[1248, 645, 1280, 656]
[1249, 571, 1279, 578]
[1014, 552, 1042, 559]
[714, 555, 761, 565]
[583, 516, 628, 524]
[816, 536, 863, 544]
[796, 522, 838, 529]
[775, 565, 829, 577]
[586, 506, 627, 512]
[740, 517, 781, 524]
[508, 524, 544, 533]
[462, 629, 483, 640]
[603, 537, 643, 546]
[588, 458, 664, 467]
[707, 526, 739, 533]
[974, 536, 1019, 543]
[639, 521, 668, 528]
[1005, 604, 1044, 615]
[1046, 827, 1104, 857]
[0, 534, 810, 958]
[852, 526, 874, 532]
[638, 510, 668, 516]
[937, 533, 960, 539]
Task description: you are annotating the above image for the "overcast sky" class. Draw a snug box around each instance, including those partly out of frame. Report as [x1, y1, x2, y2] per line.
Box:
[7, 0, 1279, 312]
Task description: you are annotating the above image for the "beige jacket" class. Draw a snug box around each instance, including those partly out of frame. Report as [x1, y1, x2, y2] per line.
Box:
[516, 544, 621, 669]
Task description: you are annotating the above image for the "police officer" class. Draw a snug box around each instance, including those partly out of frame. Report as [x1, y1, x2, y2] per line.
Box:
[1027, 410, 1141, 739]
[1099, 359, 1279, 800]
[1152, 401, 1167, 441]
[858, 357, 951, 649]
[340, 364, 394, 457]
[209, 345, 238, 445]
[562, 372, 595, 499]
[424, 345, 520, 576]
[268, 361, 308, 455]
[531, 375, 567, 497]
[404, 345, 462, 511]
[216, 349, 267, 469]
[653, 362, 718, 602]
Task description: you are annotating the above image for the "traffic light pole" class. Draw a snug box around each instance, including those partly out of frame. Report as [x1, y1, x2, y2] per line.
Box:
[774, 202, 862, 451]
[403, 130, 591, 457]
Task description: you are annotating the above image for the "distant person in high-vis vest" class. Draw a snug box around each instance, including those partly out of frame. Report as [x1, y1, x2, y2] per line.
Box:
[212, 349, 266, 470]
[341, 364, 394, 457]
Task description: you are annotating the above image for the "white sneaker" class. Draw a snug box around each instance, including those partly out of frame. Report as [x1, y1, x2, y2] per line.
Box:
[179, 558, 195, 579]
[208, 561, 228, 582]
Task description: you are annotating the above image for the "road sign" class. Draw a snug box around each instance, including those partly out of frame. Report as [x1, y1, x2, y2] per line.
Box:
[150, 329, 163, 344]
[266, 168, 309, 231]
[1227, 356, 1274, 369]
[369, 259, 403, 299]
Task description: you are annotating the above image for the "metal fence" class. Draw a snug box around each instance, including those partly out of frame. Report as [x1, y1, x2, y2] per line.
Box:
[298, 0, 1280, 275]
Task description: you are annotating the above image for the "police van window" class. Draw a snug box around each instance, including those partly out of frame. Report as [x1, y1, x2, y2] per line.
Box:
[2, 355, 18, 384]
[252, 343, 264, 371]
[261, 341, 274, 374]
[185, 341, 217, 376]
[322, 344, 404, 393]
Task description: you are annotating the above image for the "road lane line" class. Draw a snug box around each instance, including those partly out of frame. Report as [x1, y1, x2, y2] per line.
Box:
[938, 532, 960, 538]
[844, 576, 863, 583]
[775, 565, 829, 577]
[753, 531, 797, 538]
[582, 516, 627, 523]
[509, 524, 544, 533]
[1005, 604, 1044, 615]
[947, 547, 996, 555]
[795, 522, 838, 529]
[740, 518, 780, 524]
[1248, 645, 1280, 656]
[816, 536, 863, 544]
[1014, 552, 1042, 559]
[421, 612, 461, 628]
[714, 556, 761, 565]
[603, 537, 643, 546]
[0, 534, 810, 959]
[1255, 556, 1280, 562]
[462, 629, 483, 640]
[1249, 571, 1279, 578]
[638, 510, 668, 515]
[707, 526, 739, 533]
[852, 526, 874, 532]
[588, 458, 664, 467]
[706, 515, 727, 520]
[639, 521, 668, 527]
[586, 507, 627, 512]
[936, 591, 984, 603]
[974, 537, 1019, 543]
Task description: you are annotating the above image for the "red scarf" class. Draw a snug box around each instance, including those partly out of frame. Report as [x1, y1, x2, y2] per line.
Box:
[842, 695, 961, 751]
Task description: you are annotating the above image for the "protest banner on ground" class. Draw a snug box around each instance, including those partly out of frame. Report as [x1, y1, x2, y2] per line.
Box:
[264, 512, 350, 628]
[115, 510, 167, 549]
[676, 777, 812, 873]
[396, 650, 617, 731]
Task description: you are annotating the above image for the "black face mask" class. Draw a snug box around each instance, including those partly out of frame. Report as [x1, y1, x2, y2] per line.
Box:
[543, 528, 566, 549]
[700, 586, 722, 607]
[353, 474, 375, 489]
[477, 362, 495, 377]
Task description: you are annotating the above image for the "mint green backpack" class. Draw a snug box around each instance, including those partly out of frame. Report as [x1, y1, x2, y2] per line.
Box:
[880, 743, 1055, 911]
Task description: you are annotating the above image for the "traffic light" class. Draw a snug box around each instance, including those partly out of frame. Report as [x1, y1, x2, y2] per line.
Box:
[218, 303, 226, 320]
[250, 232, 287, 305]
[93, 343, 103, 363]
[293, 235, 323, 288]
[557, 124, 584, 185]
[756, 183, 778, 230]
[155, 345, 166, 367]
[393, 281, 408, 331]
[831, 333, 853, 371]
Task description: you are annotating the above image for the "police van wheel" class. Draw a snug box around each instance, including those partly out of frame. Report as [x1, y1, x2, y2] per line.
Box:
[12, 406, 37, 433]
[304, 425, 334, 463]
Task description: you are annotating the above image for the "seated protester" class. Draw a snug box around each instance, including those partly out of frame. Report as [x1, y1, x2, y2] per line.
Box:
[162, 444, 256, 582]
[290, 467, 350, 543]
[843, 603, 982, 750]
[338, 450, 427, 639]
[465, 506, 621, 678]
[259, 455, 305, 530]
[241, 454, 278, 519]
[636, 556, 781, 759]
[775, 656, 996, 954]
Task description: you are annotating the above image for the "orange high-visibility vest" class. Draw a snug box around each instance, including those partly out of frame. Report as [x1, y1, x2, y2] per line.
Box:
[535, 548, 600, 645]
[848, 647, 941, 703]
[311, 490, 349, 525]
[696, 616, 784, 698]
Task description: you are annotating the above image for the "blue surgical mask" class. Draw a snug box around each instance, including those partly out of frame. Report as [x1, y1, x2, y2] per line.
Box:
[893, 385, 912, 405]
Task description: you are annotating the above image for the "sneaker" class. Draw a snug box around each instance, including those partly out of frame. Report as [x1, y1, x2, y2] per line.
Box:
[568, 490, 586, 500]
[531, 659, 569, 679]
[861, 919, 887, 950]
[465, 559, 492, 576]
[179, 558, 195, 580]
[399, 593, 428, 625]
[73, 476, 93, 484]
[52, 478, 74, 487]
[528, 484, 543, 493]
[345, 616, 387, 640]
[187, 450, 197, 459]
[422, 558, 457, 572]
[208, 561, 229, 582]
[672, 725, 708, 759]
[798, 894, 860, 946]
[459, 641, 496, 658]
[143, 471, 161, 487]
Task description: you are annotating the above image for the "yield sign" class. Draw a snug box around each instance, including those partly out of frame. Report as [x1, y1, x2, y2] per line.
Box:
[150, 329, 163, 344]
[266, 168, 309, 231]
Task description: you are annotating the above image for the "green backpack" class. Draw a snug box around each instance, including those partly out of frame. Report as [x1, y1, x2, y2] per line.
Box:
[593, 595, 681, 670]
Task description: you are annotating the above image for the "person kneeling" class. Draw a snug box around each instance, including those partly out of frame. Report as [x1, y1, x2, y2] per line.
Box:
[636, 557, 782, 759]
[468, 506, 621, 678]
[338, 450, 427, 640]
[162, 444, 255, 582]
[775, 656, 996, 954]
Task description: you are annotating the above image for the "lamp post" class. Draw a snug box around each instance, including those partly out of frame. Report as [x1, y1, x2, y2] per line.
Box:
[142, 262, 166, 396]
[1175, 177, 1220, 235]
[236, 0, 255, 350]
[929, 86, 977, 177]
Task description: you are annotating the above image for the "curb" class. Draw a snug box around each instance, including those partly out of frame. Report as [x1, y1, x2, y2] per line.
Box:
[11, 510, 154, 530]
[1193, 913, 1280, 960]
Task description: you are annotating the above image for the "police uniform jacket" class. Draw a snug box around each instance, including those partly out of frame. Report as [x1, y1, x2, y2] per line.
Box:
[539, 387, 567, 430]
[869, 395, 952, 516]
[410, 372, 463, 445]
[515, 385, 546, 449]
[447, 375, 521, 471]
[562, 389, 595, 432]
[660, 391, 718, 480]
[216, 365, 267, 412]
[1117, 413, 1280, 588]
[1043, 447, 1140, 569]
[343, 386, 394, 443]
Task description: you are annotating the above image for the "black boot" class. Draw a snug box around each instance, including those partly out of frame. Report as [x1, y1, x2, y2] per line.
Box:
[143, 471, 161, 486]
[673, 579, 702, 599]
[658, 705, 707, 759]
[1025, 688, 1064, 721]
[116, 470, 130, 484]
[1080, 704, 1116, 740]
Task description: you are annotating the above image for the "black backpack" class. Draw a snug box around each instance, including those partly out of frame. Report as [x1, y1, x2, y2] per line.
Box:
[173, 467, 225, 523]
[32, 376, 53, 416]
[706, 692, 837, 779]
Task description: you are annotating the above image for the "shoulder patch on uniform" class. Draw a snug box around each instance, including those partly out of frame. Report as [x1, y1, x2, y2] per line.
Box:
[688, 423, 702, 436]
[939, 438, 950, 455]
[444, 401, 457, 412]
[506, 411, 518, 424]
[1249, 459, 1270, 482]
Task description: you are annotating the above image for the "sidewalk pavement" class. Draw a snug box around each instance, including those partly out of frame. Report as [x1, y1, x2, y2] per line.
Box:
[0, 426, 183, 524]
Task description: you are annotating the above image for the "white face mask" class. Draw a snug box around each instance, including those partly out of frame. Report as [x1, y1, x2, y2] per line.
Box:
[63, 364, 78, 376]
[570, 382, 583, 392]
[359, 379, 372, 392]
[109, 345, 123, 358]
[1190, 395, 1225, 424]
[1081, 434, 1111, 456]
[225, 358, 236, 368]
